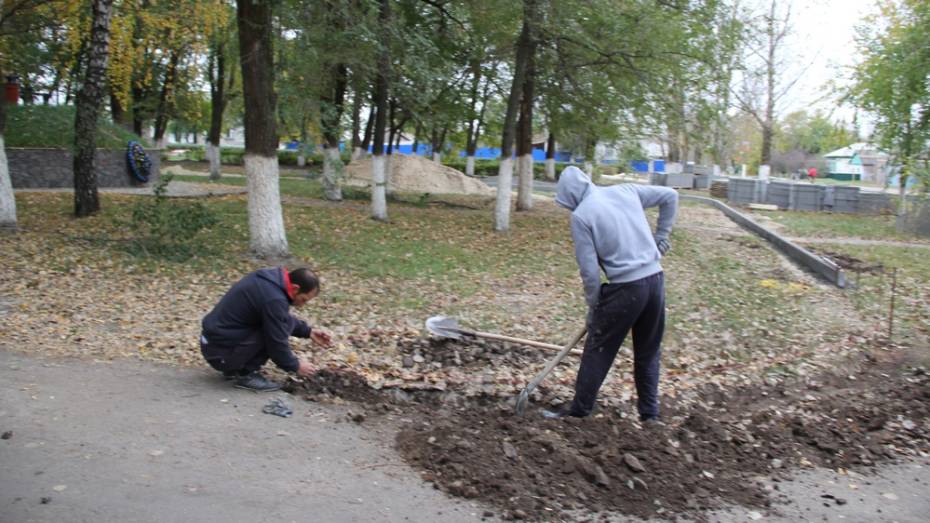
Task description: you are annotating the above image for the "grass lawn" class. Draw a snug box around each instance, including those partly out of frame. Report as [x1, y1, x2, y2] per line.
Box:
[748, 208, 927, 242]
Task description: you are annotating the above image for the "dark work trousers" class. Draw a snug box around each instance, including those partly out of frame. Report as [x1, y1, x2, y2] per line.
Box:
[569, 272, 665, 420]
[200, 330, 269, 375]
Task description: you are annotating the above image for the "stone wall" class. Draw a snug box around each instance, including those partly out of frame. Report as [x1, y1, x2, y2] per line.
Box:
[8, 148, 161, 189]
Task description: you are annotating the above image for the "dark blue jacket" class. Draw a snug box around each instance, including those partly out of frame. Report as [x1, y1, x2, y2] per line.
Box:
[201, 267, 311, 372]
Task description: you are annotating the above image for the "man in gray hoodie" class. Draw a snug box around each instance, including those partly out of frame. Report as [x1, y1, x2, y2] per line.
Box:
[551, 166, 678, 422]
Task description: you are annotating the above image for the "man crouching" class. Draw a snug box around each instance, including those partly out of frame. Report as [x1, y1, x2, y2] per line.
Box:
[200, 266, 333, 392]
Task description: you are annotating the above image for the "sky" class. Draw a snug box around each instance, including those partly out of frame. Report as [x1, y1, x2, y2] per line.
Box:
[775, 0, 880, 131]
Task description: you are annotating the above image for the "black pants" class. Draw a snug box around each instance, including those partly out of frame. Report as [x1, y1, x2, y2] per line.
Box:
[569, 272, 665, 420]
[200, 331, 269, 375]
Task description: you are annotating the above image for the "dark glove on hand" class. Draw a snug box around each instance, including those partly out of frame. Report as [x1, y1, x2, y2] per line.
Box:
[656, 238, 671, 256]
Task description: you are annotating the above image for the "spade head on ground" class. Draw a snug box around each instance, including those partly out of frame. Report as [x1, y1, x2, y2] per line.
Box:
[425, 315, 464, 340]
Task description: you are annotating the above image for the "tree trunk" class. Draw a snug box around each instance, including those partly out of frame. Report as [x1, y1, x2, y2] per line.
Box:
[350, 86, 364, 160]
[545, 131, 556, 180]
[153, 49, 180, 148]
[208, 40, 227, 180]
[370, 0, 390, 221]
[412, 121, 421, 156]
[430, 125, 440, 162]
[358, 103, 375, 160]
[515, 45, 536, 211]
[465, 59, 481, 176]
[237, 0, 288, 258]
[109, 86, 129, 129]
[321, 63, 348, 201]
[73, 0, 114, 218]
[495, 0, 536, 231]
[0, 82, 16, 229]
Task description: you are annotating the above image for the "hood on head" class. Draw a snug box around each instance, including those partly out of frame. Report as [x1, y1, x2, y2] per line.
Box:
[555, 166, 593, 210]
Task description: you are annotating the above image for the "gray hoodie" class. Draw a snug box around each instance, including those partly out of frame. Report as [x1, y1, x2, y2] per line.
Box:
[555, 166, 678, 308]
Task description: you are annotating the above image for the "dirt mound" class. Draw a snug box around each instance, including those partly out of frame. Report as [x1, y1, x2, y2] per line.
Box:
[344, 154, 495, 196]
[293, 345, 929, 521]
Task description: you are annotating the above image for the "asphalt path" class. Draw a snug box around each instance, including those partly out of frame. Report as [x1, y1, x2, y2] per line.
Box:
[2, 351, 928, 523]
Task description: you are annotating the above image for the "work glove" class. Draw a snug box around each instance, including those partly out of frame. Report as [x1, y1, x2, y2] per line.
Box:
[655, 237, 671, 256]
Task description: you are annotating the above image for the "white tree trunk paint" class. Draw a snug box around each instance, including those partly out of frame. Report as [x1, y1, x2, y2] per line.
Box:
[244, 154, 289, 258]
[371, 154, 388, 221]
[297, 152, 306, 167]
[584, 161, 593, 177]
[385, 153, 394, 195]
[466, 155, 475, 176]
[545, 158, 555, 180]
[0, 135, 16, 228]
[207, 142, 221, 179]
[322, 147, 343, 201]
[516, 153, 533, 210]
[494, 157, 514, 231]
[352, 146, 366, 161]
[155, 137, 167, 149]
[432, 152, 441, 163]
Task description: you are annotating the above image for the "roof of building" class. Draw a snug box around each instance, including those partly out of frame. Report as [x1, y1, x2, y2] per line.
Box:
[824, 142, 888, 159]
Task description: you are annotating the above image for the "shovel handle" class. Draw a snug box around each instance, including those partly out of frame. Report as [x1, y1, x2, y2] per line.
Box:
[466, 330, 583, 356]
[524, 325, 588, 395]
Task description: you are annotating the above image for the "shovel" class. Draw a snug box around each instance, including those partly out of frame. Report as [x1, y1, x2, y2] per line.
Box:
[425, 315, 582, 356]
[514, 325, 587, 416]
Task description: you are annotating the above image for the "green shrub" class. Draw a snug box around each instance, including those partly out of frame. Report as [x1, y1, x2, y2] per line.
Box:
[120, 174, 218, 261]
[6, 105, 141, 149]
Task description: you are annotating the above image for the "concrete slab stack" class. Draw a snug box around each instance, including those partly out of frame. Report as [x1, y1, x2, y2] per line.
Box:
[832, 186, 860, 213]
[858, 192, 893, 215]
[793, 184, 822, 211]
[728, 178, 756, 204]
[767, 181, 793, 209]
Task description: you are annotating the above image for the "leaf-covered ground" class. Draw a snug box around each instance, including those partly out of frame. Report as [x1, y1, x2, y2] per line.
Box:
[0, 192, 891, 403]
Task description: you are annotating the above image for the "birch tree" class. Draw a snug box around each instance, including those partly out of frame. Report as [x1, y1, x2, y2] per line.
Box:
[73, 0, 114, 217]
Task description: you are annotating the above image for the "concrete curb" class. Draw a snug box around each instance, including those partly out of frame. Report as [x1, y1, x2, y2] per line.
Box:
[682, 194, 847, 288]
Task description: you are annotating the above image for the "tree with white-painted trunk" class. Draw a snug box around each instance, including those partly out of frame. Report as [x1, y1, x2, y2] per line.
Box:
[370, 0, 390, 221]
[320, 63, 348, 201]
[515, 31, 537, 212]
[236, 0, 288, 258]
[207, 17, 236, 181]
[73, 0, 114, 218]
[0, 95, 15, 229]
[495, 0, 536, 231]
[544, 132, 556, 180]
[464, 59, 493, 177]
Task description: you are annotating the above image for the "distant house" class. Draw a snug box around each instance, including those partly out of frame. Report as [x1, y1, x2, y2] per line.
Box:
[823, 143, 890, 183]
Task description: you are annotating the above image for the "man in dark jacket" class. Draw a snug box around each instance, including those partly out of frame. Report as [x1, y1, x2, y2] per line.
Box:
[549, 166, 678, 423]
[200, 267, 332, 391]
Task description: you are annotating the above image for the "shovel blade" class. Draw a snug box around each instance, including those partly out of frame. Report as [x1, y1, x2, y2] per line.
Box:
[514, 389, 530, 416]
[425, 315, 464, 339]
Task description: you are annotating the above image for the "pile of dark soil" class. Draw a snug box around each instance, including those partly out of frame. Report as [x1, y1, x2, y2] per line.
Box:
[291, 345, 929, 521]
[816, 250, 885, 274]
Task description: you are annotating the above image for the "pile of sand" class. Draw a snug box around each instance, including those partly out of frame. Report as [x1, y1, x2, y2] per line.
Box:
[343, 154, 495, 196]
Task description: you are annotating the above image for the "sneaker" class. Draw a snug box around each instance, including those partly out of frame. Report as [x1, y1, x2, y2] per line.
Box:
[222, 371, 238, 381]
[234, 372, 281, 392]
[541, 407, 586, 420]
[641, 417, 665, 429]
